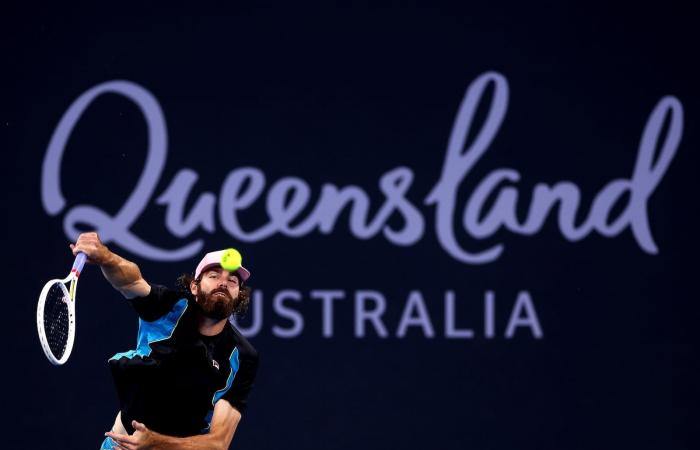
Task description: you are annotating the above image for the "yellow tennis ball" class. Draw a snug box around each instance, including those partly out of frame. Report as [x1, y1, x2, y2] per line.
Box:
[221, 248, 242, 272]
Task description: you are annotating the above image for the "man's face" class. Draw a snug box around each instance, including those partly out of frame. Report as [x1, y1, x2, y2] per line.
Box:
[191, 267, 241, 320]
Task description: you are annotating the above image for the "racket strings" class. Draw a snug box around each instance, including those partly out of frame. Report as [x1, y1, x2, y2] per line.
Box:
[43, 282, 71, 359]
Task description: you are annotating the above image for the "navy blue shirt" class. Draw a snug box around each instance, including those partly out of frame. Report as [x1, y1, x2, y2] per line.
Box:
[109, 284, 258, 437]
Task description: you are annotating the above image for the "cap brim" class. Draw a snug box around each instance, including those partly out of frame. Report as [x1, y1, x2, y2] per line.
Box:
[198, 262, 250, 282]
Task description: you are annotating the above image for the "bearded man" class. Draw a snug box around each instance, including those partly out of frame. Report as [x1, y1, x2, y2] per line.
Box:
[70, 232, 258, 450]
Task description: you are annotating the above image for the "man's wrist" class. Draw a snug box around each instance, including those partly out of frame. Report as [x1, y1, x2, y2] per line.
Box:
[149, 429, 165, 447]
[100, 249, 120, 268]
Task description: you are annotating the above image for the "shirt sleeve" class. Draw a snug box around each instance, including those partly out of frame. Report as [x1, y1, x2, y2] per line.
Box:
[222, 349, 259, 414]
[127, 283, 186, 322]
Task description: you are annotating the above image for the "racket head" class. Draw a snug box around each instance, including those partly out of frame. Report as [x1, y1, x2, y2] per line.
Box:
[36, 276, 76, 365]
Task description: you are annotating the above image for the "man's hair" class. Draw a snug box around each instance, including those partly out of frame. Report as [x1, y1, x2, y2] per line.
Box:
[176, 272, 251, 318]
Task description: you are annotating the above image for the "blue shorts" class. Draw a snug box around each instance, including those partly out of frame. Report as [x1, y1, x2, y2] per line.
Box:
[99, 437, 117, 449]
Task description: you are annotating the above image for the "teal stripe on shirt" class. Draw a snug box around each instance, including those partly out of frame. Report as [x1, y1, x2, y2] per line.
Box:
[109, 298, 188, 360]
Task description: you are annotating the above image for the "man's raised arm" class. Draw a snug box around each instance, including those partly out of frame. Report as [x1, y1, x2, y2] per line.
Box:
[71, 232, 150, 299]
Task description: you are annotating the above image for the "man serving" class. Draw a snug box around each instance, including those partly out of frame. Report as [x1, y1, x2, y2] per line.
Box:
[71, 232, 258, 450]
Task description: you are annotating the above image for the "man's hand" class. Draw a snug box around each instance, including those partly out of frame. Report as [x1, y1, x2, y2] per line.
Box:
[105, 420, 157, 450]
[70, 232, 114, 266]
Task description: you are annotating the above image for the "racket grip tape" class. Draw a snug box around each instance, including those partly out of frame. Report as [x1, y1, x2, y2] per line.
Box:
[71, 252, 87, 277]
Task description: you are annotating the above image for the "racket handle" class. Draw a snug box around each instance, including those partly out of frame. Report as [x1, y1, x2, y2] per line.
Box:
[72, 252, 87, 277]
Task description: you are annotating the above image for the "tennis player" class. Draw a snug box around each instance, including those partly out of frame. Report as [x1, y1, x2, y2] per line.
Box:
[71, 232, 258, 450]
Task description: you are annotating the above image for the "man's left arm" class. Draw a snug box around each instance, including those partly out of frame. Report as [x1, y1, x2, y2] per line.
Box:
[105, 399, 241, 450]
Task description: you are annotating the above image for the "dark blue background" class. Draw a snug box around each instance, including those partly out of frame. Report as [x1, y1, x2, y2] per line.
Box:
[2, 2, 697, 449]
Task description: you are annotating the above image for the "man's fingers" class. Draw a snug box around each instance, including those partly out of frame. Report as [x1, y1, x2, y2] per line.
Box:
[115, 442, 134, 450]
[71, 232, 107, 264]
[132, 420, 147, 431]
[70, 244, 93, 262]
[105, 432, 137, 446]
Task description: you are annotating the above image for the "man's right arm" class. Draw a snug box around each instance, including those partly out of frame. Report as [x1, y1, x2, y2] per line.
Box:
[70, 232, 151, 299]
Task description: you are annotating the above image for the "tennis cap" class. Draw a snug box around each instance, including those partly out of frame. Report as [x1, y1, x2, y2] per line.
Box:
[195, 250, 251, 282]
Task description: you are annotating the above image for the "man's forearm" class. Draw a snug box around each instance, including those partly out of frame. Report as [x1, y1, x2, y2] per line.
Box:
[99, 252, 149, 299]
[148, 428, 229, 450]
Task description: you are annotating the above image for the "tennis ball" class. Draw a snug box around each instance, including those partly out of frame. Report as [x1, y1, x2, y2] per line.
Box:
[221, 248, 242, 272]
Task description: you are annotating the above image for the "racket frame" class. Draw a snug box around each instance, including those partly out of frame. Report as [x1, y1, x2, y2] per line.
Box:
[36, 253, 86, 365]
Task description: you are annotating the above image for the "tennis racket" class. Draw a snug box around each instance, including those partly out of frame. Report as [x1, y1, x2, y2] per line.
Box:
[36, 252, 87, 365]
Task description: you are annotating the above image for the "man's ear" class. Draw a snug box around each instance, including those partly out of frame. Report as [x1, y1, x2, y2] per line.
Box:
[190, 280, 199, 296]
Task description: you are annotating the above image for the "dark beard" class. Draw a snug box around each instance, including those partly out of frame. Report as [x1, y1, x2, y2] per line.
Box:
[195, 287, 238, 320]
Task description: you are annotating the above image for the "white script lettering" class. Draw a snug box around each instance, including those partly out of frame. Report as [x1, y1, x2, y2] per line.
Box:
[41, 73, 683, 263]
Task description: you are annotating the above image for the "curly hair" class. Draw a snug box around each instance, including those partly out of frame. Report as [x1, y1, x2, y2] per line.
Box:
[176, 272, 251, 318]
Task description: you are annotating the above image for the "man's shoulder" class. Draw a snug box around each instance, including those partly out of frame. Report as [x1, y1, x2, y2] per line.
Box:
[129, 284, 192, 322]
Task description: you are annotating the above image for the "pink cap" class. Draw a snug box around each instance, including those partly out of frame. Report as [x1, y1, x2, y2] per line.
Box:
[195, 250, 251, 282]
